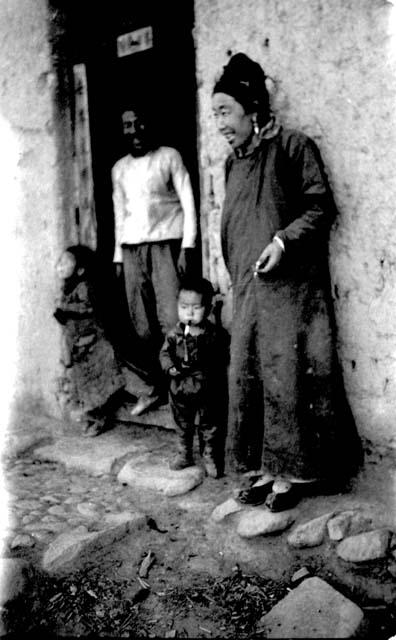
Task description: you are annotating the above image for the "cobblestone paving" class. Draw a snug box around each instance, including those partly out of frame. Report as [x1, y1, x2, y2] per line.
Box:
[4, 456, 142, 559]
[2, 439, 396, 638]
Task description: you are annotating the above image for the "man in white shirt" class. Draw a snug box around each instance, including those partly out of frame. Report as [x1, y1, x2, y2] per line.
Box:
[112, 106, 197, 416]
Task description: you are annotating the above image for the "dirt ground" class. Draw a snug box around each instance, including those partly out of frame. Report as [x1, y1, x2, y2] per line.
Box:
[2, 423, 396, 638]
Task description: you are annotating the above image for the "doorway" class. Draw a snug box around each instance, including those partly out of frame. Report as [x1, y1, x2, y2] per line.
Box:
[65, 0, 198, 260]
[63, 0, 199, 365]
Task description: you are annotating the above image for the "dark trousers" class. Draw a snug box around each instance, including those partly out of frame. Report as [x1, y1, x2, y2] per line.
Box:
[169, 376, 219, 451]
[122, 240, 180, 393]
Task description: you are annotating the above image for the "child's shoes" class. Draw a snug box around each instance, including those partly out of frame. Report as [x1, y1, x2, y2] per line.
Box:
[169, 450, 195, 470]
[170, 433, 195, 470]
[202, 449, 220, 478]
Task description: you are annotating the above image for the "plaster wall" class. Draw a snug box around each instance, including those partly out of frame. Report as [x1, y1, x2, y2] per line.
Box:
[0, 0, 75, 427]
[194, 0, 396, 447]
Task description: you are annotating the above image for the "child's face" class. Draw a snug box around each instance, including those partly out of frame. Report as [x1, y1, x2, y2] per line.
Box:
[178, 290, 206, 326]
[56, 251, 76, 280]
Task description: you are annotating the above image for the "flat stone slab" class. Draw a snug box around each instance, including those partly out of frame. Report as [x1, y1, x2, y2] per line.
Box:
[34, 432, 150, 476]
[287, 512, 334, 548]
[237, 508, 295, 538]
[258, 577, 364, 638]
[117, 460, 204, 496]
[337, 529, 391, 562]
[211, 498, 245, 522]
[42, 511, 149, 574]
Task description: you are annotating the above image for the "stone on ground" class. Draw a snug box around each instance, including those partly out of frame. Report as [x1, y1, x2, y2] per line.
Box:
[287, 512, 334, 548]
[347, 510, 378, 536]
[40, 495, 60, 504]
[0, 558, 32, 605]
[15, 499, 42, 511]
[210, 497, 245, 522]
[34, 432, 148, 476]
[77, 502, 100, 518]
[336, 529, 391, 562]
[47, 505, 67, 516]
[117, 460, 204, 496]
[291, 567, 310, 584]
[10, 534, 35, 549]
[237, 508, 295, 538]
[327, 509, 377, 541]
[257, 576, 364, 638]
[103, 511, 150, 528]
[327, 511, 355, 541]
[42, 511, 149, 573]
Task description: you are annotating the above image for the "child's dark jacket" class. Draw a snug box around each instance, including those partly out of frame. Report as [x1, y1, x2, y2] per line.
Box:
[159, 319, 229, 403]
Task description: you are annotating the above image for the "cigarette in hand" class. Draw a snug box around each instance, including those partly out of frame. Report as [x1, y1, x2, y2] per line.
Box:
[253, 261, 261, 276]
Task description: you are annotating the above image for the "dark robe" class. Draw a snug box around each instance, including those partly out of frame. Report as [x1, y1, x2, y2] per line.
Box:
[221, 127, 362, 481]
[54, 280, 124, 414]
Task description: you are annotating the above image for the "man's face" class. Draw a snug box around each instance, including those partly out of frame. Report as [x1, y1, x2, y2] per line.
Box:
[212, 92, 254, 149]
[122, 110, 148, 156]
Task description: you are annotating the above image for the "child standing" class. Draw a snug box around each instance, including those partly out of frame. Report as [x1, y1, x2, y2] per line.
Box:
[159, 277, 229, 478]
[54, 245, 125, 437]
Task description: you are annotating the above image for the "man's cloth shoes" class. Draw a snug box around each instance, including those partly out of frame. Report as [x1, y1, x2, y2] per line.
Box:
[130, 394, 160, 417]
[235, 479, 274, 506]
[82, 417, 108, 438]
[264, 478, 318, 512]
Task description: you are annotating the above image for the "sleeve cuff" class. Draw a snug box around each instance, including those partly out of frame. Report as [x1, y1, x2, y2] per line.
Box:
[113, 246, 123, 263]
[273, 235, 285, 252]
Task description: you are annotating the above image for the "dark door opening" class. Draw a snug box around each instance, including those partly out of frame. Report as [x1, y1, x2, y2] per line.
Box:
[65, 0, 198, 258]
[63, 0, 199, 365]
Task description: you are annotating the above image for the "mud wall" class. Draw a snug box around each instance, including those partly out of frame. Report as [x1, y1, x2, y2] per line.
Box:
[194, 0, 396, 448]
[0, 0, 75, 427]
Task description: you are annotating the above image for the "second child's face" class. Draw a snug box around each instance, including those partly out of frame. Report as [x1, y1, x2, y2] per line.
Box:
[56, 251, 76, 280]
[178, 290, 206, 326]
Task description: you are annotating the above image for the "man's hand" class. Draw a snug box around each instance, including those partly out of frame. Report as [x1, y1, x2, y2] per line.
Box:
[254, 241, 283, 275]
[177, 248, 195, 277]
[114, 262, 123, 279]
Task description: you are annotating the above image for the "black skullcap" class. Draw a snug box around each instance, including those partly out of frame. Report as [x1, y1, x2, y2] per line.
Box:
[213, 52, 269, 116]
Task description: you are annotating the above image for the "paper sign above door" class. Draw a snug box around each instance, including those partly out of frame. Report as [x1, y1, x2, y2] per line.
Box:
[117, 26, 153, 58]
